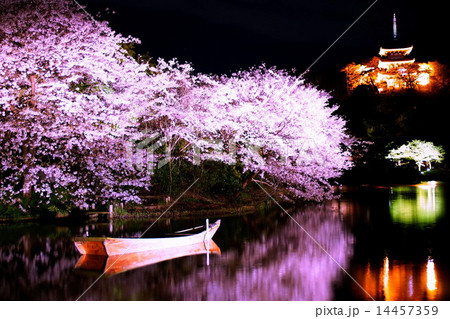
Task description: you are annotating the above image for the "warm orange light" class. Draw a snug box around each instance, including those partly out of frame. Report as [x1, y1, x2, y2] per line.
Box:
[352, 256, 442, 301]
[383, 256, 390, 300]
[378, 59, 416, 69]
[343, 58, 438, 93]
[419, 63, 432, 72]
[417, 76, 430, 86]
[426, 258, 437, 291]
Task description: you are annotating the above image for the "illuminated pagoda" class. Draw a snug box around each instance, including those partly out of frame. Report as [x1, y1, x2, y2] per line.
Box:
[378, 14, 415, 69]
[342, 13, 436, 93]
[373, 13, 431, 91]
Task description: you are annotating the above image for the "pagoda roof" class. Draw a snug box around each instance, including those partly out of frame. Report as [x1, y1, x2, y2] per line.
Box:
[379, 39, 413, 51]
[378, 57, 415, 69]
[379, 57, 415, 64]
[379, 46, 413, 57]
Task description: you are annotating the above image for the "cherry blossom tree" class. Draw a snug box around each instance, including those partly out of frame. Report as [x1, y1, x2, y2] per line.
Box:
[0, 0, 154, 210]
[1, 0, 355, 212]
[212, 67, 354, 201]
[386, 140, 445, 171]
[144, 64, 354, 201]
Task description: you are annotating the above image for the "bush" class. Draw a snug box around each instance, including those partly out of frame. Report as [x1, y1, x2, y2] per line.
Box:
[151, 159, 244, 199]
[0, 202, 27, 220]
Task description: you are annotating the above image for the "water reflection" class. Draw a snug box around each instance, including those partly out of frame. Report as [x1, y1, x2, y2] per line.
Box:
[168, 206, 353, 300]
[353, 256, 442, 300]
[0, 206, 352, 301]
[2, 182, 448, 300]
[0, 231, 81, 300]
[389, 182, 445, 227]
[74, 240, 221, 276]
[426, 258, 437, 293]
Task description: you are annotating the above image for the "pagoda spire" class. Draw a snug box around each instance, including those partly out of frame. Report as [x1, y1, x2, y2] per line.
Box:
[393, 13, 397, 40]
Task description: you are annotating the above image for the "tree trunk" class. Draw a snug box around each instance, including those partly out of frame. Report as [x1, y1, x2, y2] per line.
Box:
[242, 172, 258, 189]
[29, 74, 36, 108]
[22, 74, 37, 198]
[22, 167, 33, 199]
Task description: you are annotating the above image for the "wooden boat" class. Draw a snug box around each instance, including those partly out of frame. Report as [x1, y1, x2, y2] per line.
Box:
[73, 219, 220, 256]
[74, 240, 221, 276]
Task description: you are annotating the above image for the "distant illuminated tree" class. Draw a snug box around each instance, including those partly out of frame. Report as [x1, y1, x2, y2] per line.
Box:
[428, 61, 450, 89]
[393, 63, 426, 90]
[362, 56, 381, 86]
[341, 62, 362, 93]
[341, 57, 379, 92]
[386, 140, 445, 171]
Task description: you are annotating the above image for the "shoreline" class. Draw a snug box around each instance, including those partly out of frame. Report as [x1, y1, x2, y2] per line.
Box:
[3, 176, 446, 223]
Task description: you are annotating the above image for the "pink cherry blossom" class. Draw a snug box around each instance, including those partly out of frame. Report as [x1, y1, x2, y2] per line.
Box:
[0, 0, 354, 211]
[0, 0, 153, 208]
[144, 63, 354, 201]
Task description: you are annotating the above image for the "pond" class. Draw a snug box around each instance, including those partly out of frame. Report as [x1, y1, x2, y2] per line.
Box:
[1, 181, 449, 301]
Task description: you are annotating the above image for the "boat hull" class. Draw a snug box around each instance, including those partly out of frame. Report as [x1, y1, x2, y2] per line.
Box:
[74, 219, 220, 256]
[75, 240, 221, 276]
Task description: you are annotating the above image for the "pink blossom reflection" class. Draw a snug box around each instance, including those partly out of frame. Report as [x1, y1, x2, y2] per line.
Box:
[170, 205, 353, 300]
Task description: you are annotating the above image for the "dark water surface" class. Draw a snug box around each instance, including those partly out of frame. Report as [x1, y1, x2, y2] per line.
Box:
[1, 181, 449, 301]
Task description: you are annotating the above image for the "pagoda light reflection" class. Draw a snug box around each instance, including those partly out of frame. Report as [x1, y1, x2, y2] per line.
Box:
[354, 256, 441, 300]
[427, 258, 437, 292]
[383, 256, 390, 300]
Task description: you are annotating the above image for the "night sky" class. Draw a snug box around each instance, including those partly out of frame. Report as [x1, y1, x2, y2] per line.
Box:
[79, 0, 448, 76]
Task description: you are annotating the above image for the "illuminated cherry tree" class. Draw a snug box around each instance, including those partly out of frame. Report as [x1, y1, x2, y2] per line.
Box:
[214, 67, 354, 201]
[386, 140, 445, 171]
[0, 0, 354, 212]
[0, 0, 154, 209]
[146, 64, 354, 201]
